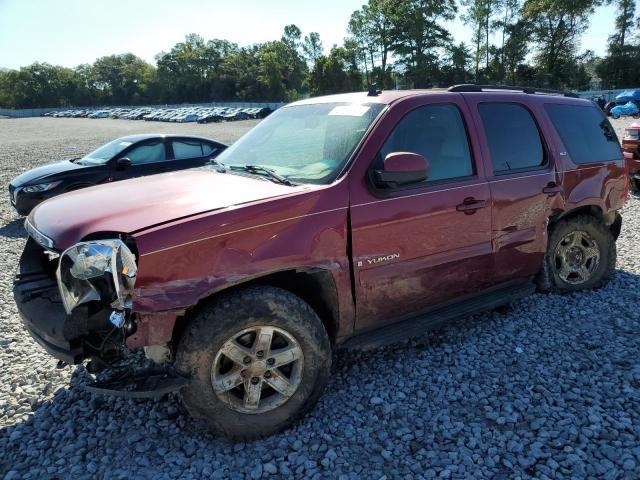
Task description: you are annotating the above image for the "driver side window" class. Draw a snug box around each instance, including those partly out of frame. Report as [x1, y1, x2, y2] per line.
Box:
[126, 142, 166, 165]
[378, 104, 474, 182]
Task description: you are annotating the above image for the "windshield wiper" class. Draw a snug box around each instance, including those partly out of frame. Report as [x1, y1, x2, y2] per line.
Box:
[227, 164, 296, 186]
[208, 158, 226, 170]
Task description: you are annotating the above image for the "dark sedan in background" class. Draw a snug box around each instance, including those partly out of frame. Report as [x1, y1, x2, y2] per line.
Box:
[9, 134, 227, 215]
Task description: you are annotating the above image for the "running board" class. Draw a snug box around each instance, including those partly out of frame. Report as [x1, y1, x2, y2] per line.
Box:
[86, 367, 189, 399]
[341, 281, 535, 351]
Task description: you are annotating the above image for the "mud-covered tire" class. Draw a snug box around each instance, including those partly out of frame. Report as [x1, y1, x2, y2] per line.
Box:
[537, 214, 616, 292]
[175, 286, 331, 440]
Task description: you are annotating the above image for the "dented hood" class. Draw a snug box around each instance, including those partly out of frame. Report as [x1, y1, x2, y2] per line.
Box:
[30, 169, 304, 250]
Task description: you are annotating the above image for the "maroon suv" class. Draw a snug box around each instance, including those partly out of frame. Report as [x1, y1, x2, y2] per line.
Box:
[14, 85, 626, 439]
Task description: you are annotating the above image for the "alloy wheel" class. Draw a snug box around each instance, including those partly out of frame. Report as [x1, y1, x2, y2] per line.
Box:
[211, 326, 304, 414]
[554, 230, 600, 285]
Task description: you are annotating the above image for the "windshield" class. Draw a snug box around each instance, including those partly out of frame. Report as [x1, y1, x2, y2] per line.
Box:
[81, 138, 133, 165]
[214, 102, 386, 184]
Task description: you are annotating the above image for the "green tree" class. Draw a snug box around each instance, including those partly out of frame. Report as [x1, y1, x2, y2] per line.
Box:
[392, 0, 457, 87]
[310, 47, 364, 95]
[462, 0, 503, 79]
[502, 19, 530, 84]
[0, 63, 83, 108]
[595, 0, 638, 87]
[609, 0, 635, 47]
[521, 0, 598, 87]
[303, 32, 324, 65]
[90, 53, 155, 104]
[348, 0, 397, 87]
[156, 34, 231, 103]
[439, 42, 473, 85]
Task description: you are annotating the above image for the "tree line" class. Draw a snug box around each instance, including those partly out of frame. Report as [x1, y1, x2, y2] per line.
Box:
[1, 0, 640, 109]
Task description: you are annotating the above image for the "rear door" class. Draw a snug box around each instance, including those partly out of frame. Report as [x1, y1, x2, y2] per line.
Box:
[349, 95, 494, 332]
[463, 94, 561, 283]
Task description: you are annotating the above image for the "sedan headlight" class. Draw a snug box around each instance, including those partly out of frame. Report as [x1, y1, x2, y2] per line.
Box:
[56, 239, 137, 314]
[22, 181, 62, 193]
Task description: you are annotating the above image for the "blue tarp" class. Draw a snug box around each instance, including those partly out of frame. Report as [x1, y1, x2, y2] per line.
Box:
[611, 101, 640, 118]
[615, 90, 640, 102]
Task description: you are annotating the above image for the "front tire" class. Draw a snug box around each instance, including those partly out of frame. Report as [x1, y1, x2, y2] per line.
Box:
[537, 214, 616, 292]
[175, 286, 331, 440]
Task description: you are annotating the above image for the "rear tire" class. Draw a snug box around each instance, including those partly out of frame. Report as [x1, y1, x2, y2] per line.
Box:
[537, 214, 616, 292]
[175, 286, 331, 440]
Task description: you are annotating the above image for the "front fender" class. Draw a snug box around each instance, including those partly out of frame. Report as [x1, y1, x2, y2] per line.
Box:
[130, 184, 352, 328]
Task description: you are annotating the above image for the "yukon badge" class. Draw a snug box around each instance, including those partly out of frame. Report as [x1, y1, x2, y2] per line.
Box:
[357, 253, 400, 267]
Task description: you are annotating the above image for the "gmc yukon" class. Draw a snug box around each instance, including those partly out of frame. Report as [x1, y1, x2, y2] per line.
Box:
[14, 85, 626, 439]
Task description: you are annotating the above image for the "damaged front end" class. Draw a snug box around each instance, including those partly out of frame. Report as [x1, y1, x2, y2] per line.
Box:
[14, 233, 139, 366]
[14, 229, 189, 397]
[57, 239, 137, 320]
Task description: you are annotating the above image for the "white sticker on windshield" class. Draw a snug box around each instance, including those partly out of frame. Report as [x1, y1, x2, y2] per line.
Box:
[328, 105, 370, 117]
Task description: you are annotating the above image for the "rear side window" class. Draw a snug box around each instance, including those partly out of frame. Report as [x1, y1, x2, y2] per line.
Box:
[173, 140, 206, 160]
[202, 143, 217, 156]
[378, 104, 474, 182]
[544, 104, 622, 164]
[479, 103, 545, 173]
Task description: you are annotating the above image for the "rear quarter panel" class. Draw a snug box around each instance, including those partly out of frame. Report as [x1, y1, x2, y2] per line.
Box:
[539, 98, 626, 215]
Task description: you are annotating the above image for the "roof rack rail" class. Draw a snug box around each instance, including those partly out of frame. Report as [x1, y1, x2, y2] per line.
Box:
[448, 84, 578, 98]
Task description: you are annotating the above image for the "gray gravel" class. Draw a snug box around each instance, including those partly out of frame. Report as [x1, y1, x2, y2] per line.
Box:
[1, 117, 640, 479]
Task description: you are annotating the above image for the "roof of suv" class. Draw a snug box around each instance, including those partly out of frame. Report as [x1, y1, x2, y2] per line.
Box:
[289, 86, 590, 108]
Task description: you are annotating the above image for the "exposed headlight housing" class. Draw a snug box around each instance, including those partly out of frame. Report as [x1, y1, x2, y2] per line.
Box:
[56, 239, 137, 314]
[22, 181, 62, 193]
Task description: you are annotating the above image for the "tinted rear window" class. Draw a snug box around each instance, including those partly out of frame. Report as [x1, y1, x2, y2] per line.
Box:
[173, 140, 204, 159]
[544, 104, 622, 164]
[478, 103, 546, 173]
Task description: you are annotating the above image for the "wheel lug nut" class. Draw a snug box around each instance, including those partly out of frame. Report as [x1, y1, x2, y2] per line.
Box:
[256, 351, 264, 359]
[264, 371, 272, 379]
[251, 377, 260, 384]
[267, 358, 275, 366]
[243, 356, 251, 364]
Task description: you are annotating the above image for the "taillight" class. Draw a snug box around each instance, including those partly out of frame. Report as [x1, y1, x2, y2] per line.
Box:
[623, 152, 631, 201]
[625, 129, 640, 140]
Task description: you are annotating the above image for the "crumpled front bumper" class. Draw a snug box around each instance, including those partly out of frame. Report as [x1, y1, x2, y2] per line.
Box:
[13, 238, 111, 364]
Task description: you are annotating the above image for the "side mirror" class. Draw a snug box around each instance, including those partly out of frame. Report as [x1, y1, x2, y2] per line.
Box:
[115, 157, 132, 170]
[373, 152, 429, 188]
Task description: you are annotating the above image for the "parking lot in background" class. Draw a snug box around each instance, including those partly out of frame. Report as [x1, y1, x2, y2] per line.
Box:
[0, 116, 639, 478]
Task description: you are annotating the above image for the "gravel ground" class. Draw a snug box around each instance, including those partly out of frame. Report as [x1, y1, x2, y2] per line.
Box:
[1, 117, 640, 479]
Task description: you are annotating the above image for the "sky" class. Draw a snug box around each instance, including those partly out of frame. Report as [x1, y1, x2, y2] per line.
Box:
[0, 0, 619, 70]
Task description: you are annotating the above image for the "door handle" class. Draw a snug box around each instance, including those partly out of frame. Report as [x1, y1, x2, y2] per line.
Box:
[456, 198, 487, 214]
[542, 183, 563, 196]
